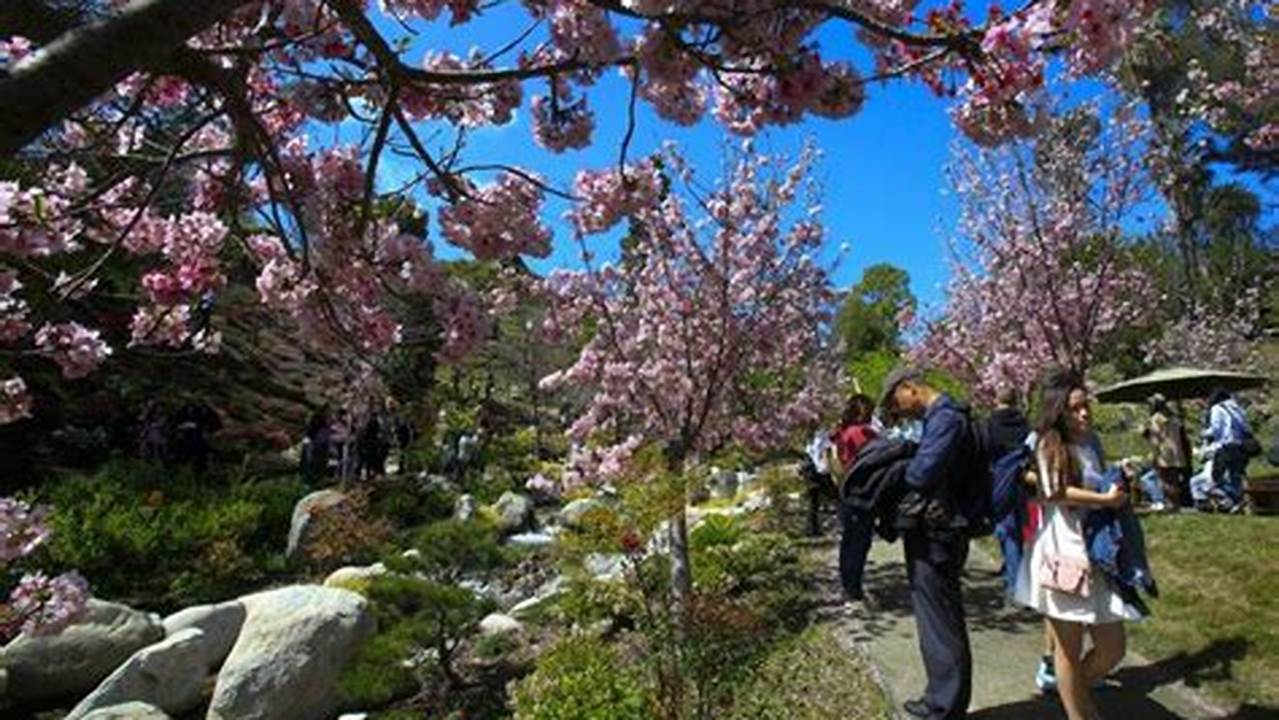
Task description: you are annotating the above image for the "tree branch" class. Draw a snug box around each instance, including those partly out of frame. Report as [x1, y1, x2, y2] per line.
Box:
[0, 0, 252, 156]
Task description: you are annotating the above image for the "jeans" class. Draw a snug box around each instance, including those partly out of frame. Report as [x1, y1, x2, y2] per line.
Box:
[1139, 470, 1166, 505]
[1212, 444, 1248, 506]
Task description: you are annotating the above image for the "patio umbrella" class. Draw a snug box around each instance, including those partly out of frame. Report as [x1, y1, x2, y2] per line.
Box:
[1094, 366, 1270, 404]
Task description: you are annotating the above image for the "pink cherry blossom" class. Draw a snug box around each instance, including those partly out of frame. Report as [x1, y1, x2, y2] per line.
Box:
[34, 323, 112, 379]
[439, 174, 553, 260]
[0, 497, 49, 563]
[7, 571, 91, 638]
[0, 377, 32, 424]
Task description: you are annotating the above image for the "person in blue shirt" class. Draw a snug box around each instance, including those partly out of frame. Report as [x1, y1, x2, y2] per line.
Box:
[880, 366, 983, 720]
[1203, 389, 1253, 511]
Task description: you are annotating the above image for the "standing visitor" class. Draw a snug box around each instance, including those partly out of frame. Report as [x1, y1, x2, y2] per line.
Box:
[1203, 390, 1254, 512]
[138, 401, 168, 462]
[332, 408, 355, 483]
[302, 404, 332, 486]
[831, 393, 879, 586]
[803, 427, 835, 537]
[880, 368, 979, 720]
[1142, 394, 1187, 510]
[357, 404, 389, 479]
[984, 386, 1030, 461]
[1015, 369, 1138, 720]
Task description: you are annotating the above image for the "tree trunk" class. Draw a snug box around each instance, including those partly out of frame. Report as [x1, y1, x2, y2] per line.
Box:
[669, 503, 692, 611]
[0, 0, 250, 155]
[665, 449, 693, 617]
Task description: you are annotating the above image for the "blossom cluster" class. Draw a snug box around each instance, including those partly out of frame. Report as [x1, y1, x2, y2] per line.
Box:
[1, 498, 90, 641]
[439, 174, 554, 260]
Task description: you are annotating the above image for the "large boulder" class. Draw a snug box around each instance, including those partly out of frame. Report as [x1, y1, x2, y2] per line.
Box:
[80, 702, 172, 720]
[66, 628, 209, 720]
[558, 498, 605, 529]
[286, 489, 349, 561]
[490, 492, 534, 535]
[207, 585, 375, 720]
[1, 599, 163, 703]
[161, 600, 246, 669]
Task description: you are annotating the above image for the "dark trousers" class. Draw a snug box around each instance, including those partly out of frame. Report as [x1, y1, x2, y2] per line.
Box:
[903, 530, 972, 720]
[837, 500, 873, 599]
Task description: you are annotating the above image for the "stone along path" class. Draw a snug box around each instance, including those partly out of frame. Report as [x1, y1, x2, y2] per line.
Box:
[808, 537, 1229, 720]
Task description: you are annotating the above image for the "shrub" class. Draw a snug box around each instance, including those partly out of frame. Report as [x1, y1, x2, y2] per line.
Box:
[341, 574, 496, 707]
[512, 634, 652, 720]
[300, 487, 394, 574]
[371, 476, 455, 530]
[387, 518, 509, 581]
[39, 461, 307, 610]
[689, 515, 744, 550]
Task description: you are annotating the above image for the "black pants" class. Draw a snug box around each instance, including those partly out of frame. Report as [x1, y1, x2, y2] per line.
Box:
[903, 530, 972, 720]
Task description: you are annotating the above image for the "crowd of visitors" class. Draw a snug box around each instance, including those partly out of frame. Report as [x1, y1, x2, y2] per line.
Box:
[135, 399, 223, 471]
[813, 364, 1267, 720]
[301, 397, 415, 485]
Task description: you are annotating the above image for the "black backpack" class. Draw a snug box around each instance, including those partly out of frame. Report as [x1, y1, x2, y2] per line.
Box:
[957, 409, 996, 537]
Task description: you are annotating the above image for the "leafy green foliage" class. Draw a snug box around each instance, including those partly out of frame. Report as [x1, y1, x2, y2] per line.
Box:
[38, 460, 306, 610]
[389, 518, 510, 581]
[341, 574, 497, 707]
[512, 634, 652, 720]
[689, 515, 745, 549]
[834, 263, 915, 358]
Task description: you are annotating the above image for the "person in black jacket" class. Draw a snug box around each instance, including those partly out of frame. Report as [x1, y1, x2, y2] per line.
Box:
[985, 386, 1030, 462]
[841, 436, 916, 599]
[881, 366, 980, 720]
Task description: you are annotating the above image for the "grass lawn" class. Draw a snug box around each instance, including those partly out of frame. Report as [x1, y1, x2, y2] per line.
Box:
[1132, 514, 1279, 710]
[726, 625, 893, 719]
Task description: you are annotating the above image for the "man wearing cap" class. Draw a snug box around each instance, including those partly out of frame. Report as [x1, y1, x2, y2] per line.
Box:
[880, 366, 978, 720]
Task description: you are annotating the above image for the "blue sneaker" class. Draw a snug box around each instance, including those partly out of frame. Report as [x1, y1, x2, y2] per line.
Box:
[1036, 659, 1057, 694]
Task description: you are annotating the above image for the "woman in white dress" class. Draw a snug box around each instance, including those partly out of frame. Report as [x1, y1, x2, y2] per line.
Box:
[1015, 370, 1138, 720]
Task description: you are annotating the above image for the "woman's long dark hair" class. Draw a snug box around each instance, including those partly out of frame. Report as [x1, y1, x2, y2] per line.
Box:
[841, 393, 875, 428]
[1035, 368, 1086, 494]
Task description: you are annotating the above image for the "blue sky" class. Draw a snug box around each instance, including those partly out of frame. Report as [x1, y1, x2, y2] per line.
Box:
[349, 7, 1273, 310]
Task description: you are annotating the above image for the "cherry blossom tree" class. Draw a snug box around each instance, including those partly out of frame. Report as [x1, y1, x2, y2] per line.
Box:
[541, 140, 837, 604]
[0, 0, 1169, 425]
[911, 102, 1161, 401]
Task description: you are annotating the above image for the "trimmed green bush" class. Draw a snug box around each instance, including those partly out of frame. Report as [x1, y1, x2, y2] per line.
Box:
[38, 460, 306, 610]
[512, 634, 652, 720]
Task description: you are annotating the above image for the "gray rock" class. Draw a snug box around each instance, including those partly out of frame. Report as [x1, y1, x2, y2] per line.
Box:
[453, 493, 477, 523]
[79, 702, 172, 720]
[709, 469, 739, 500]
[161, 601, 246, 669]
[286, 489, 349, 561]
[506, 531, 555, 547]
[737, 471, 760, 494]
[478, 613, 524, 637]
[559, 498, 605, 529]
[323, 563, 388, 589]
[207, 586, 375, 720]
[2, 599, 164, 703]
[585, 553, 627, 583]
[491, 491, 534, 534]
[740, 493, 772, 513]
[66, 628, 208, 720]
[509, 576, 565, 620]
[419, 473, 459, 495]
